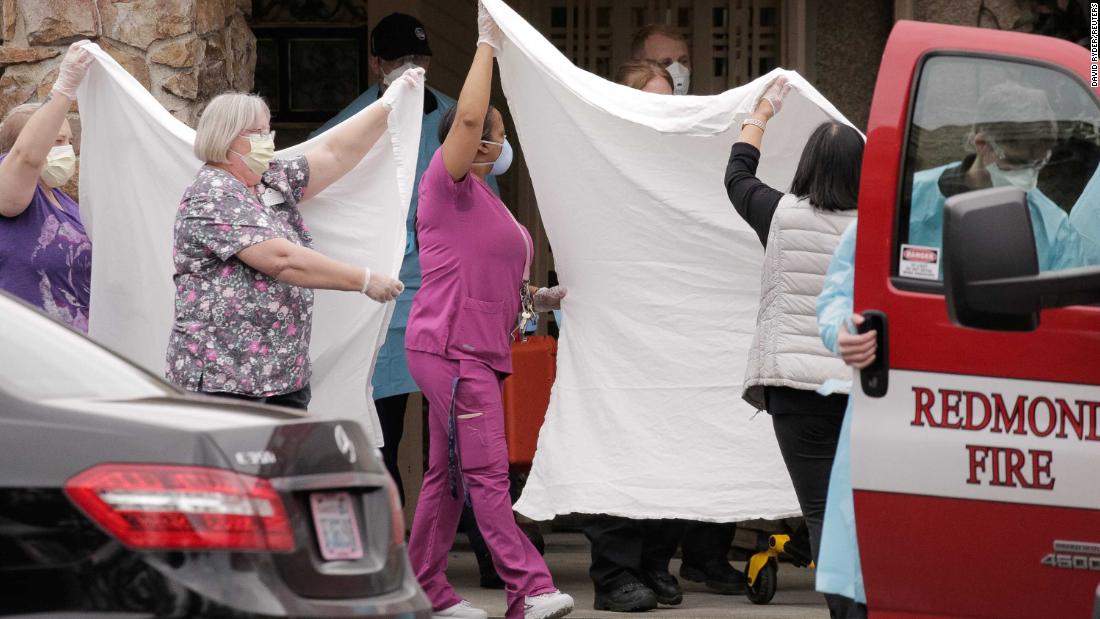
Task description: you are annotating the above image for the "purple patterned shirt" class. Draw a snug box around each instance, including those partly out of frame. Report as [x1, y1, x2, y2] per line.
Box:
[166, 156, 313, 397]
[0, 155, 92, 332]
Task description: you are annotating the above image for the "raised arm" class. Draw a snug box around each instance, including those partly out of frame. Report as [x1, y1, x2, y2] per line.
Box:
[724, 143, 784, 246]
[725, 75, 794, 246]
[0, 41, 92, 217]
[302, 68, 424, 201]
[442, 3, 501, 182]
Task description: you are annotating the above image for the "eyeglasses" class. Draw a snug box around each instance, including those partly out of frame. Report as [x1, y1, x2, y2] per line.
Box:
[240, 129, 275, 141]
[989, 139, 1051, 171]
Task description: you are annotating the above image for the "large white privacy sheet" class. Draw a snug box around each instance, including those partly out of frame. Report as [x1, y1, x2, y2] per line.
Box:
[77, 44, 422, 443]
[484, 0, 859, 521]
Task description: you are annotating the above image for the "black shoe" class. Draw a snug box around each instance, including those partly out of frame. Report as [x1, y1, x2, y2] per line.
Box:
[679, 560, 747, 595]
[593, 582, 658, 612]
[641, 570, 682, 606]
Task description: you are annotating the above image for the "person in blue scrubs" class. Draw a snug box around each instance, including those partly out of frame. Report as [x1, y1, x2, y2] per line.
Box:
[311, 12, 503, 588]
[908, 81, 1099, 274]
[814, 221, 867, 618]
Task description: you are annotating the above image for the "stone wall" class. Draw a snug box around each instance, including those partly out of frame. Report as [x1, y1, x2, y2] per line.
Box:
[810, 0, 1032, 132]
[0, 0, 256, 129]
[910, 0, 1025, 29]
[812, 0, 894, 131]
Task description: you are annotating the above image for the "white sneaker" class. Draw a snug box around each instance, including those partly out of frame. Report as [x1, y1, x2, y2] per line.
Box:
[433, 600, 489, 619]
[524, 590, 574, 619]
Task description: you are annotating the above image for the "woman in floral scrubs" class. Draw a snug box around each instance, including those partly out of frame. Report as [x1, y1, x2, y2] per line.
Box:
[165, 75, 418, 409]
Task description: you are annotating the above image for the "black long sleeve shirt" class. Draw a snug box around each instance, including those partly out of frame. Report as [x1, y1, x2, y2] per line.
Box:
[724, 142, 785, 248]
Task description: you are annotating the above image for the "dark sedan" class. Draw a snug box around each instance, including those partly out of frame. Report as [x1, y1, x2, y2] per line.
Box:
[0, 293, 430, 618]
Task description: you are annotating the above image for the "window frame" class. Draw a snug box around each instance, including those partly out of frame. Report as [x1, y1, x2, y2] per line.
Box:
[252, 25, 372, 124]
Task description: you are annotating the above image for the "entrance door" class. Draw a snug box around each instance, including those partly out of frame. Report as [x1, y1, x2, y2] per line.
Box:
[851, 20, 1100, 618]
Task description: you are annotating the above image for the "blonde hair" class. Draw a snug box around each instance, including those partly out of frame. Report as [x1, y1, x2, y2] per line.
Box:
[194, 93, 269, 163]
[0, 103, 43, 154]
[615, 60, 674, 91]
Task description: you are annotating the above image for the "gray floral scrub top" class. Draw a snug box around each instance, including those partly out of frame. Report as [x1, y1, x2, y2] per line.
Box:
[166, 156, 313, 397]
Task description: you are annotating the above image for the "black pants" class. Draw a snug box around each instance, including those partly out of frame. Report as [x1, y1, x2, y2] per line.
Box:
[681, 521, 736, 567]
[767, 386, 866, 619]
[214, 384, 312, 410]
[374, 393, 409, 505]
[583, 515, 685, 591]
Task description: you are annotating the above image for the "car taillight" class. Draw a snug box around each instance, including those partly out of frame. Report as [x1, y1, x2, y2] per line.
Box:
[65, 463, 294, 552]
[386, 477, 405, 546]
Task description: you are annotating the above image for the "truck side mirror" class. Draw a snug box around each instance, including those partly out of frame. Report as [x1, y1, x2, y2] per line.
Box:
[943, 187, 1039, 331]
[944, 186, 1100, 331]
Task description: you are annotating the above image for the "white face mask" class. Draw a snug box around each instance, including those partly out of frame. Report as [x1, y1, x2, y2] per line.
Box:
[41, 144, 77, 188]
[665, 62, 691, 95]
[472, 138, 513, 176]
[383, 61, 420, 86]
[230, 133, 276, 176]
[985, 162, 1039, 192]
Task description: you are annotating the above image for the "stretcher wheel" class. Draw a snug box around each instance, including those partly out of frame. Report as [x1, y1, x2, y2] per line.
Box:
[746, 558, 777, 605]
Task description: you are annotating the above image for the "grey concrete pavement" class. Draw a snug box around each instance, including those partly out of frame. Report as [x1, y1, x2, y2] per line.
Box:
[446, 533, 830, 618]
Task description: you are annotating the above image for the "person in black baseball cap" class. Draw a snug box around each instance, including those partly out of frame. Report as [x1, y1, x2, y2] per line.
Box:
[369, 12, 433, 87]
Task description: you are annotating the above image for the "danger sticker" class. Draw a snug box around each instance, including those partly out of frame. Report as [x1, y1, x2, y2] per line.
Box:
[899, 244, 940, 280]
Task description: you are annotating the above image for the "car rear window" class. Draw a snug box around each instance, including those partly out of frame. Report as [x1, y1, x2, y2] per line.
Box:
[0, 296, 172, 401]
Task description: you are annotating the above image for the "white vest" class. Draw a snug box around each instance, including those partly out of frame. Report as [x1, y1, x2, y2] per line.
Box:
[742, 194, 856, 410]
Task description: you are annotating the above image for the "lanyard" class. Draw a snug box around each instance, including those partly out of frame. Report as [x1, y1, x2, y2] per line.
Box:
[498, 200, 536, 340]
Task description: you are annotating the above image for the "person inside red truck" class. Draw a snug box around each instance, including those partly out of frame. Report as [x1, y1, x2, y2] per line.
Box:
[907, 79, 1100, 273]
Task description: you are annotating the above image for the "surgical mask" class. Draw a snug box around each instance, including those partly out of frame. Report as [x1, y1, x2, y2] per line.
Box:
[985, 162, 1039, 192]
[231, 133, 276, 176]
[383, 61, 420, 86]
[665, 62, 690, 95]
[41, 144, 76, 188]
[473, 138, 513, 176]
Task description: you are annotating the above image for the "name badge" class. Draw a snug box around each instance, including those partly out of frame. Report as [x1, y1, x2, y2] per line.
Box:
[260, 187, 285, 207]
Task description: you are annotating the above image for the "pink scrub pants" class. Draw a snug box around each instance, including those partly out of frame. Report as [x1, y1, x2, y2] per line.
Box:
[406, 350, 556, 618]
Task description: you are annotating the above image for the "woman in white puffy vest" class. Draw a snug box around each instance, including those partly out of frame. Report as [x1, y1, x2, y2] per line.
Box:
[724, 76, 866, 619]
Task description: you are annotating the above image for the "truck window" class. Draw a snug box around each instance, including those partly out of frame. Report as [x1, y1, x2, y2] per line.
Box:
[897, 55, 1100, 284]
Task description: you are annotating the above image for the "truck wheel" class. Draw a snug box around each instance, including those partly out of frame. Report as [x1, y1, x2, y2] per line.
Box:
[746, 558, 777, 604]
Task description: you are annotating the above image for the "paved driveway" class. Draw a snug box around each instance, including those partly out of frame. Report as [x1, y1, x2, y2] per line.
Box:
[447, 533, 830, 618]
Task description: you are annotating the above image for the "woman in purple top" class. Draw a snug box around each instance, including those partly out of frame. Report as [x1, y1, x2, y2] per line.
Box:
[0, 41, 94, 332]
[404, 6, 570, 619]
[165, 74, 418, 409]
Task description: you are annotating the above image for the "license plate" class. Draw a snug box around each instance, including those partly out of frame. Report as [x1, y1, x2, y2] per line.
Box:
[309, 491, 364, 561]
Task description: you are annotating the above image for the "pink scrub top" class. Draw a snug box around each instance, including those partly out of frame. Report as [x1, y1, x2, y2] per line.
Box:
[406, 148, 533, 375]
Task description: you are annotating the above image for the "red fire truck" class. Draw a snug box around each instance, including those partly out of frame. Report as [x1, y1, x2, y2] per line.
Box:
[851, 19, 1100, 618]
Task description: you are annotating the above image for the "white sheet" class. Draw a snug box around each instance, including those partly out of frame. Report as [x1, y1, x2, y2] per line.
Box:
[483, 0, 859, 521]
[77, 44, 423, 444]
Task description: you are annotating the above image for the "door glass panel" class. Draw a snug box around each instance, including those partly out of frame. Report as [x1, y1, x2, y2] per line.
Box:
[899, 55, 1100, 282]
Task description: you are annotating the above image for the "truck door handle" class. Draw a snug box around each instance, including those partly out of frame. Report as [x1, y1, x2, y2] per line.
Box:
[858, 310, 889, 397]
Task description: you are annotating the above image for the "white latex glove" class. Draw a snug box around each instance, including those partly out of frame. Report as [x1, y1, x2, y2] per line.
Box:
[380, 66, 424, 111]
[533, 285, 567, 312]
[361, 268, 405, 303]
[51, 40, 94, 101]
[477, 0, 502, 50]
[754, 75, 793, 119]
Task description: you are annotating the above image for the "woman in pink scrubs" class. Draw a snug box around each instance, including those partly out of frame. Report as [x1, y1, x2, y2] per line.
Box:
[404, 5, 571, 619]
